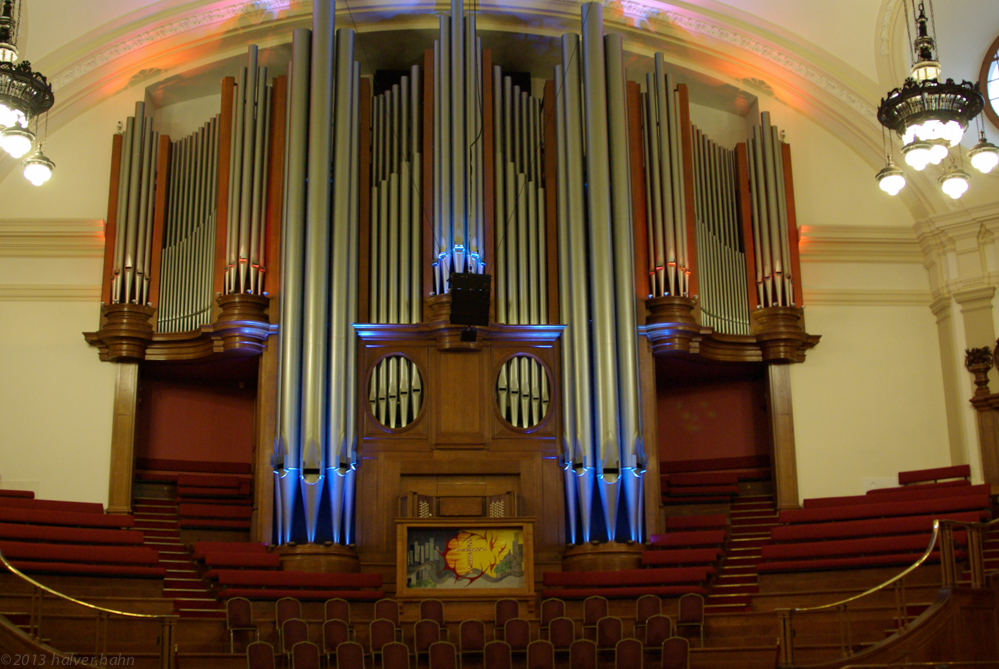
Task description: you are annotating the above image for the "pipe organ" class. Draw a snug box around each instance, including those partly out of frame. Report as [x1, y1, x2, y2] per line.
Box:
[692, 127, 750, 335]
[110, 102, 159, 309]
[158, 118, 218, 333]
[432, 2, 486, 294]
[225, 47, 272, 298]
[88, 0, 818, 578]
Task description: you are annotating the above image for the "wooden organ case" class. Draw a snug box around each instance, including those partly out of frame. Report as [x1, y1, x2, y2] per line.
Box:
[84, 0, 819, 596]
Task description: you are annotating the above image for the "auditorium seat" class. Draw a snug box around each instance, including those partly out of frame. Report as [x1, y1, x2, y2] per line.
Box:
[216, 569, 384, 600]
[0, 539, 165, 578]
[541, 566, 713, 598]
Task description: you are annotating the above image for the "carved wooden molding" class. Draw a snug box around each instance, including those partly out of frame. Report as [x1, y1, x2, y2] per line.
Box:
[644, 302, 820, 363]
[85, 294, 274, 363]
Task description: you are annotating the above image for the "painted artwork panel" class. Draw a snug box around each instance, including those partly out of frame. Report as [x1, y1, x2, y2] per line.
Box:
[405, 527, 526, 590]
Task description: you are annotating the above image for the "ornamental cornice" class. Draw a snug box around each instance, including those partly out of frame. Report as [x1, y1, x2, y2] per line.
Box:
[798, 224, 922, 264]
[0, 219, 105, 257]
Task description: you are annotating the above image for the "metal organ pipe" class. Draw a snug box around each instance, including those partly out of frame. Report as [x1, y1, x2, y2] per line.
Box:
[157, 117, 218, 334]
[605, 32, 643, 541]
[368, 64, 423, 432]
[275, 27, 311, 545]
[110, 104, 160, 310]
[747, 112, 794, 308]
[432, 0, 484, 293]
[689, 124, 751, 335]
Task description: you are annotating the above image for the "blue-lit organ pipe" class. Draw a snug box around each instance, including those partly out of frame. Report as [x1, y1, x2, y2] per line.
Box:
[111, 102, 158, 308]
[556, 31, 596, 543]
[225, 46, 272, 296]
[556, 4, 645, 543]
[432, 0, 485, 294]
[274, 28, 311, 545]
[158, 117, 218, 333]
[273, 4, 361, 543]
[492, 67, 549, 429]
[747, 111, 793, 308]
[553, 68, 578, 545]
[368, 68, 424, 430]
[691, 126, 750, 335]
[641, 59, 689, 299]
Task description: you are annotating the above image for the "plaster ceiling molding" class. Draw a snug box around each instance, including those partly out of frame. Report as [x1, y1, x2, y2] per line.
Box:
[0, 220, 105, 257]
[802, 287, 931, 307]
[797, 224, 923, 264]
[915, 201, 999, 296]
[0, 284, 102, 301]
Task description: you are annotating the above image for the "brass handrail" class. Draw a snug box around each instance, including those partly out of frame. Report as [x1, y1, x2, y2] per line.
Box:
[776, 515, 999, 666]
[0, 546, 172, 619]
[0, 546, 178, 669]
[789, 521, 941, 614]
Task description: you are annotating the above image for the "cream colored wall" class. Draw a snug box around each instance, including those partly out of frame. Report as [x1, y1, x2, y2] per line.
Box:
[0, 251, 116, 505]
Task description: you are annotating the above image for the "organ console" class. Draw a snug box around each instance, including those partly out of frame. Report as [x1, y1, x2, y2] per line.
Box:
[85, 0, 819, 581]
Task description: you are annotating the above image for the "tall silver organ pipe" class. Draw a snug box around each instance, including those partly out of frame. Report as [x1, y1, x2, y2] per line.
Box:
[368, 67, 424, 431]
[158, 117, 218, 333]
[225, 46, 273, 296]
[641, 58, 689, 299]
[274, 0, 361, 544]
[275, 28, 312, 545]
[111, 102, 158, 308]
[492, 67, 549, 429]
[691, 127, 750, 335]
[748, 111, 794, 308]
[432, 0, 485, 294]
[555, 3, 645, 543]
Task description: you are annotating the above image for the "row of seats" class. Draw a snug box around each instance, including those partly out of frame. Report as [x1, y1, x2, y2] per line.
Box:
[761, 465, 988, 574]
[660, 455, 771, 504]
[135, 459, 253, 531]
[247, 636, 691, 669]
[0, 492, 161, 579]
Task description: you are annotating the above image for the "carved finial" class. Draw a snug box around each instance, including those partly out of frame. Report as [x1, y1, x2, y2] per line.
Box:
[965, 347, 993, 397]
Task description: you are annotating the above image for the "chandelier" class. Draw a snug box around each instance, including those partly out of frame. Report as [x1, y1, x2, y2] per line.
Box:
[0, 0, 55, 185]
[875, 0, 998, 198]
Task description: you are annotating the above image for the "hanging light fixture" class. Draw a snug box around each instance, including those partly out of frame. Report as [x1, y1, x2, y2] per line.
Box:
[0, 0, 54, 171]
[22, 145, 52, 185]
[969, 126, 999, 174]
[876, 0, 985, 197]
[939, 161, 970, 199]
[877, 125, 907, 196]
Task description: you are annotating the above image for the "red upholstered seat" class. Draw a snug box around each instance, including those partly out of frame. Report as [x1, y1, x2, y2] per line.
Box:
[0, 490, 34, 499]
[177, 474, 241, 488]
[758, 550, 963, 573]
[663, 514, 728, 530]
[868, 479, 970, 495]
[193, 541, 267, 559]
[648, 530, 727, 548]
[641, 548, 722, 566]
[0, 497, 104, 514]
[778, 493, 990, 525]
[761, 532, 964, 561]
[0, 540, 159, 565]
[898, 464, 970, 485]
[543, 566, 715, 588]
[0, 507, 135, 529]
[770, 511, 985, 543]
[542, 586, 707, 599]
[527, 640, 554, 669]
[219, 588, 385, 601]
[0, 523, 144, 545]
[803, 483, 990, 509]
[219, 570, 382, 588]
[203, 552, 281, 569]
[9, 561, 166, 578]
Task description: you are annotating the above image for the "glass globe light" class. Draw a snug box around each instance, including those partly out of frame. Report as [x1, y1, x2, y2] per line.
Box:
[1, 125, 34, 158]
[927, 140, 949, 165]
[911, 60, 940, 83]
[902, 141, 932, 170]
[876, 159, 907, 196]
[939, 166, 970, 199]
[0, 102, 26, 129]
[22, 151, 54, 186]
[970, 133, 999, 174]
